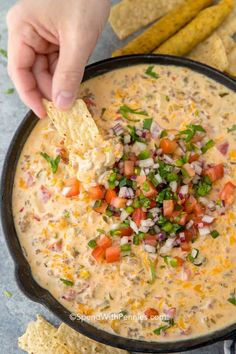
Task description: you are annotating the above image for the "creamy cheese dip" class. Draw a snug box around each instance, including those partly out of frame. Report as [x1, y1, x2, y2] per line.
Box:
[12, 64, 236, 341]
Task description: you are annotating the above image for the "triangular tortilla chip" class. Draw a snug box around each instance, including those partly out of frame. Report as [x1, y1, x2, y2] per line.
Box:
[43, 99, 101, 155]
[188, 33, 229, 71]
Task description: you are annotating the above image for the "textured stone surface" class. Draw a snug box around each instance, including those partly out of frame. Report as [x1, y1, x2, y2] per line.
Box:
[0, 1, 228, 353]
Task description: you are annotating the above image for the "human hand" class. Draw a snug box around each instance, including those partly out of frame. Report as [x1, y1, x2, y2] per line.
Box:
[7, 0, 110, 117]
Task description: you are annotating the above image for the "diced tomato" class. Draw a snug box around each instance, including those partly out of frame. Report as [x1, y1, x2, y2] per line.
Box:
[203, 163, 224, 183]
[163, 200, 174, 217]
[142, 180, 157, 198]
[105, 246, 121, 263]
[136, 175, 146, 186]
[144, 308, 159, 319]
[184, 229, 195, 242]
[174, 212, 188, 226]
[132, 208, 146, 227]
[111, 197, 127, 209]
[119, 227, 133, 236]
[189, 153, 200, 163]
[92, 246, 105, 261]
[219, 181, 236, 205]
[194, 203, 205, 216]
[144, 235, 157, 246]
[62, 178, 80, 197]
[105, 189, 117, 204]
[94, 201, 108, 213]
[181, 242, 192, 252]
[128, 153, 138, 162]
[183, 163, 195, 178]
[97, 235, 112, 249]
[124, 160, 135, 176]
[160, 138, 177, 154]
[88, 185, 105, 200]
[175, 256, 185, 267]
[149, 199, 157, 208]
[184, 195, 197, 213]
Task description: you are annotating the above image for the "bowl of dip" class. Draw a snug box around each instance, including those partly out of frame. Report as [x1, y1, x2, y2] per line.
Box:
[1, 54, 236, 353]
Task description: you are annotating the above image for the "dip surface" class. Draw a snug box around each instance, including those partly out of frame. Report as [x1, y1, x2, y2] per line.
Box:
[12, 64, 236, 341]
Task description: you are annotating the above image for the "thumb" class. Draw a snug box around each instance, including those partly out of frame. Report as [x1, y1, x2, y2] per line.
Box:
[52, 35, 92, 110]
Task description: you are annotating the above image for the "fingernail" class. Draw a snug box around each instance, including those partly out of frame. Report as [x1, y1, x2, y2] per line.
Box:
[56, 91, 75, 109]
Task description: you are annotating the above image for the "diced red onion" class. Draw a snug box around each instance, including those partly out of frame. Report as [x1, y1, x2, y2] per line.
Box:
[130, 220, 139, 234]
[130, 175, 137, 180]
[124, 135, 131, 144]
[138, 158, 154, 168]
[202, 215, 214, 224]
[179, 232, 186, 242]
[163, 154, 174, 164]
[154, 173, 162, 183]
[151, 122, 162, 138]
[170, 181, 177, 193]
[179, 185, 189, 195]
[120, 236, 129, 245]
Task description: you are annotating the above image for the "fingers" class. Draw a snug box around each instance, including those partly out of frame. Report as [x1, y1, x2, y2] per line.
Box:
[21, 23, 58, 54]
[7, 30, 46, 118]
[32, 54, 53, 100]
[52, 32, 94, 110]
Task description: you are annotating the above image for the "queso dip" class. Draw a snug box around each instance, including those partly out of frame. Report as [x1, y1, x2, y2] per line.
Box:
[12, 64, 236, 341]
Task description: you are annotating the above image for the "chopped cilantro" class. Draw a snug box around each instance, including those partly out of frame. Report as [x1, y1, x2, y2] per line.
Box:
[40, 152, 60, 174]
[154, 325, 171, 335]
[145, 65, 159, 79]
[227, 124, 236, 133]
[195, 176, 212, 197]
[3, 290, 12, 298]
[119, 105, 148, 122]
[201, 139, 215, 154]
[5, 88, 14, 94]
[60, 278, 74, 286]
[0, 48, 7, 58]
[143, 118, 153, 130]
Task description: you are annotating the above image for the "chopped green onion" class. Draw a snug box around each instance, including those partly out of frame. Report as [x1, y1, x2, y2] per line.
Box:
[133, 198, 141, 208]
[88, 239, 97, 249]
[40, 152, 60, 174]
[160, 130, 168, 138]
[119, 310, 128, 318]
[145, 65, 159, 79]
[162, 222, 173, 233]
[201, 139, 215, 154]
[109, 172, 117, 183]
[143, 118, 153, 130]
[121, 244, 131, 252]
[211, 230, 220, 239]
[138, 150, 150, 160]
[133, 235, 140, 245]
[97, 228, 105, 234]
[106, 209, 114, 217]
[125, 206, 134, 214]
[195, 176, 212, 197]
[188, 248, 199, 262]
[110, 229, 121, 236]
[60, 278, 74, 286]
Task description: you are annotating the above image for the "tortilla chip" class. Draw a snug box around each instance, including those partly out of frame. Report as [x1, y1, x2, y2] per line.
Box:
[217, 7, 236, 53]
[113, 0, 214, 56]
[226, 45, 236, 76]
[18, 317, 129, 354]
[43, 99, 101, 155]
[109, 0, 184, 40]
[18, 315, 69, 354]
[188, 33, 229, 71]
[154, 0, 234, 56]
[55, 323, 128, 354]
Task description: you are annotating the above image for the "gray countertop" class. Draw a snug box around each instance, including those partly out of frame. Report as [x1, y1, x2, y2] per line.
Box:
[0, 1, 228, 353]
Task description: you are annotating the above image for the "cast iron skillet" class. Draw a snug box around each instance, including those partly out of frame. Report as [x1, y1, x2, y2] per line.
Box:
[1, 54, 236, 353]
